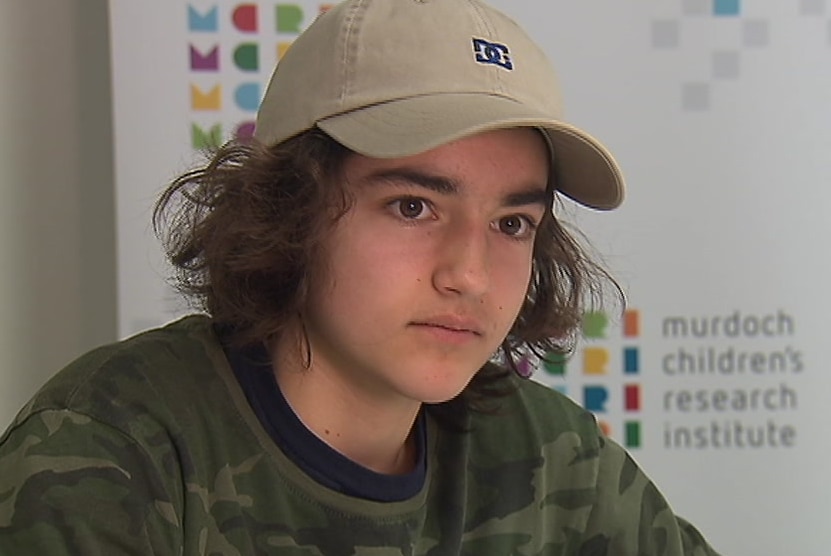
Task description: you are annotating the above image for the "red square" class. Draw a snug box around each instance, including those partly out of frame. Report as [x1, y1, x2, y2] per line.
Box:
[624, 384, 640, 411]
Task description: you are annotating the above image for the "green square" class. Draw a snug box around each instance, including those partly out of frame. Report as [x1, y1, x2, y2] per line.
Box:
[582, 311, 608, 339]
[625, 421, 641, 448]
[542, 351, 566, 376]
[276, 5, 304, 33]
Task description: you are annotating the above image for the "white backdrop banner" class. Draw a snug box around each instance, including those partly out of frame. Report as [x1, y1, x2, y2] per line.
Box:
[110, 2, 831, 554]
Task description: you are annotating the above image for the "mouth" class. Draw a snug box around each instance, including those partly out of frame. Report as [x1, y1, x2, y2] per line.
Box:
[410, 317, 484, 339]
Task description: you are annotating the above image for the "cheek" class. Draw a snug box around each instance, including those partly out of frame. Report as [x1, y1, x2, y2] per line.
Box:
[308, 234, 420, 316]
[334, 223, 432, 284]
[491, 253, 534, 313]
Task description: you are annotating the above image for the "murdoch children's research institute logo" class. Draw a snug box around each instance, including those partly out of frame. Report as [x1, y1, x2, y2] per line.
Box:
[472, 38, 513, 70]
[531, 309, 643, 449]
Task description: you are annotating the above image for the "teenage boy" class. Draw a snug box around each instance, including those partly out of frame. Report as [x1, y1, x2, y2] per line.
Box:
[0, 1, 720, 554]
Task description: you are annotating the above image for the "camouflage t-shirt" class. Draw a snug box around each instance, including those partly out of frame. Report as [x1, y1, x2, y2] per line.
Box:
[0, 316, 720, 555]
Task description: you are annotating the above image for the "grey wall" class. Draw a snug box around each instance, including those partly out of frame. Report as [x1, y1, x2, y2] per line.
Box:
[0, 0, 116, 426]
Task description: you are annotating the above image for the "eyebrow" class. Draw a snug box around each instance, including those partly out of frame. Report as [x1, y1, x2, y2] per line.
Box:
[362, 168, 550, 208]
[364, 168, 459, 194]
[503, 188, 550, 208]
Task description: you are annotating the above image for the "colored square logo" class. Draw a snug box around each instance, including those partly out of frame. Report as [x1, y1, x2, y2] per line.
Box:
[191, 123, 223, 149]
[190, 84, 221, 110]
[582, 311, 608, 339]
[584, 386, 609, 412]
[623, 309, 640, 337]
[583, 347, 609, 376]
[233, 4, 258, 32]
[623, 347, 639, 375]
[714, 0, 740, 16]
[188, 6, 219, 32]
[276, 4, 304, 33]
[235, 121, 256, 141]
[624, 384, 641, 412]
[625, 421, 641, 448]
[234, 43, 259, 72]
[277, 41, 293, 61]
[542, 351, 566, 376]
[190, 45, 220, 71]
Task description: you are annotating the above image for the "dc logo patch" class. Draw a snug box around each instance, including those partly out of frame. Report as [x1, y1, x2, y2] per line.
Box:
[472, 38, 513, 70]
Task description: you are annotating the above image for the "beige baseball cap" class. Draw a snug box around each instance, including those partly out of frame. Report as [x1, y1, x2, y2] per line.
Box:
[254, 0, 624, 210]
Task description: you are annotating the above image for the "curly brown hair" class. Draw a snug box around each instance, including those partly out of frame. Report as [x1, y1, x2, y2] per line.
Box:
[153, 128, 620, 429]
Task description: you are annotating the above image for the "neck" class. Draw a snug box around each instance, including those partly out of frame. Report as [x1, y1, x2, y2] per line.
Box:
[269, 325, 421, 475]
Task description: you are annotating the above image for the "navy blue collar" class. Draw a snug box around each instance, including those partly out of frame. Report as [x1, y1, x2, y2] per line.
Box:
[224, 337, 427, 502]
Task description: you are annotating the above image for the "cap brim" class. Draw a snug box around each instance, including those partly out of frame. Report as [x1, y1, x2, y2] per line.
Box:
[317, 93, 624, 210]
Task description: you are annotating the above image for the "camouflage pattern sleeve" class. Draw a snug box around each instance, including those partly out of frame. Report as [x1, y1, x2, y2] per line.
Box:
[0, 408, 181, 555]
[435, 377, 722, 556]
[582, 434, 721, 556]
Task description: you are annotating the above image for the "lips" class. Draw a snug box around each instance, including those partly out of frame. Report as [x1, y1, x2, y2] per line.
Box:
[410, 315, 484, 337]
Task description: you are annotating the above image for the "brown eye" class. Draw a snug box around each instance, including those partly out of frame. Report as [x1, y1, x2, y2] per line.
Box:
[498, 215, 527, 236]
[398, 198, 426, 219]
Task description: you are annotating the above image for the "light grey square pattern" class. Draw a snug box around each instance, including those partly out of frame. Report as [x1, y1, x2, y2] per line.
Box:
[712, 50, 740, 79]
[682, 82, 710, 111]
[742, 19, 770, 48]
[800, 0, 826, 16]
[652, 20, 680, 48]
[663, 1, 831, 111]
[682, 0, 709, 16]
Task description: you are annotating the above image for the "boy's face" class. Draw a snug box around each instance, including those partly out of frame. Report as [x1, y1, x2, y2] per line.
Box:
[302, 127, 549, 407]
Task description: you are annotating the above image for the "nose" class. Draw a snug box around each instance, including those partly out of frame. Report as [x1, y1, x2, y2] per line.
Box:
[432, 221, 490, 297]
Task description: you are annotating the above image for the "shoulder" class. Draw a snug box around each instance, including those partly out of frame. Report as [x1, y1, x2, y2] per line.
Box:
[0, 317, 224, 551]
[513, 377, 597, 424]
[463, 377, 605, 493]
[471, 376, 602, 449]
[2, 315, 227, 443]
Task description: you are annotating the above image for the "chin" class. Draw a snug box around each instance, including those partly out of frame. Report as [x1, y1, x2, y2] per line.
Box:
[396, 355, 490, 404]
[410, 375, 475, 405]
